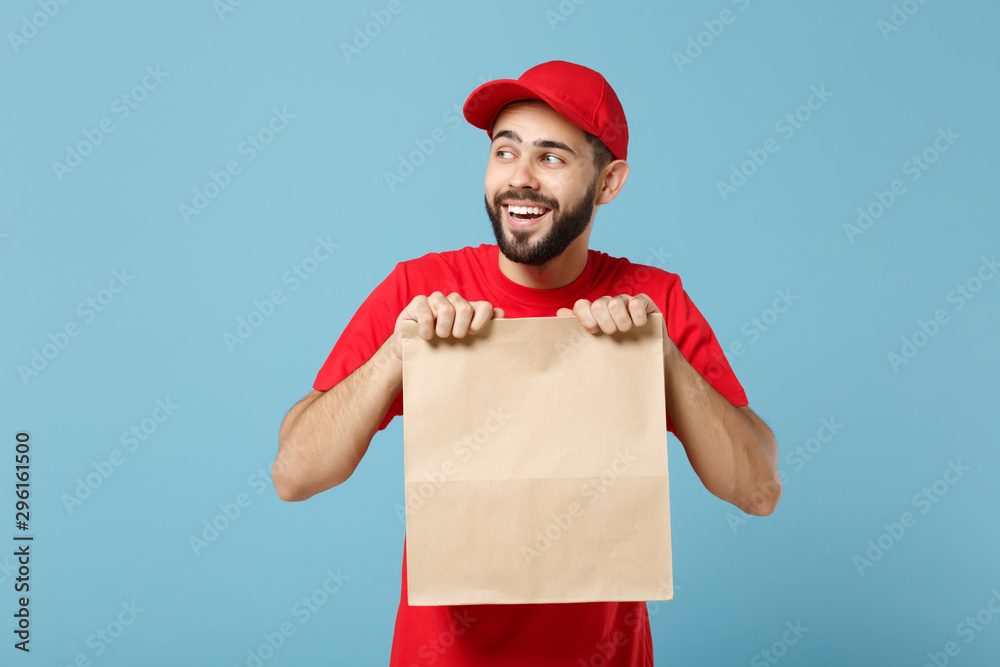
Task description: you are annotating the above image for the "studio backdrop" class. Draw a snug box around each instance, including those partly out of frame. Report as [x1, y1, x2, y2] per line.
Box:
[2, 1, 998, 665]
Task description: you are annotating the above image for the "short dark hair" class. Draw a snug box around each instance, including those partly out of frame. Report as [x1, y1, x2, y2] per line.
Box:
[584, 132, 615, 172]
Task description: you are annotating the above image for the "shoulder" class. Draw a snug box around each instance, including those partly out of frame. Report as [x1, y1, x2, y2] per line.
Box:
[588, 248, 683, 295]
[380, 245, 494, 296]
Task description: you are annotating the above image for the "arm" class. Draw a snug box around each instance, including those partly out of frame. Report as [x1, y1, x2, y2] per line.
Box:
[272, 338, 401, 501]
[558, 293, 781, 516]
[272, 292, 504, 502]
[661, 346, 780, 515]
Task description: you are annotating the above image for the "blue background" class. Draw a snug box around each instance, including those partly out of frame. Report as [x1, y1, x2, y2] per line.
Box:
[2, 0, 999, 665]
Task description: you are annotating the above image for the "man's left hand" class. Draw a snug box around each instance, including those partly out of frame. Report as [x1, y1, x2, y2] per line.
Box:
[556, 293, 668, 341]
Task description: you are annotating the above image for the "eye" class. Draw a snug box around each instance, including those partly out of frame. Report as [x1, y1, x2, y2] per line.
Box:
[495, 149, 514, 159]
[542, 154, 564, 164]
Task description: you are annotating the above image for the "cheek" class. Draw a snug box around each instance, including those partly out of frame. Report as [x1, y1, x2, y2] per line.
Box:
[484, 164, 505, 194]
[544, 172, 581, 203]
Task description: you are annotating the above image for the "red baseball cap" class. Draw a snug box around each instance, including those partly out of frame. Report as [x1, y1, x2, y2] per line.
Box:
[463, 60, 629, 161]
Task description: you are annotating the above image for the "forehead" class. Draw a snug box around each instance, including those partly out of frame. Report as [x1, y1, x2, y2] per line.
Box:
[491, 100, 589, 148]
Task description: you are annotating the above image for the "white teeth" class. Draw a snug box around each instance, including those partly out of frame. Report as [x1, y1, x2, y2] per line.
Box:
[508, 205, 545, 216]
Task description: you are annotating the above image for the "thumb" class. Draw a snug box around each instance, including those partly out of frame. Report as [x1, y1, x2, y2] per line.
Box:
[493, 307, 505, 319]
[556, 308, 574, 317]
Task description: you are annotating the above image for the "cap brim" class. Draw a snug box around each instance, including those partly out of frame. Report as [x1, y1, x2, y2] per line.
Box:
[463, 80, 550, 136]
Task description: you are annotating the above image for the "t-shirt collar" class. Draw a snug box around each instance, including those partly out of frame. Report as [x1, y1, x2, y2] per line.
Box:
[484, 244, 599, 309]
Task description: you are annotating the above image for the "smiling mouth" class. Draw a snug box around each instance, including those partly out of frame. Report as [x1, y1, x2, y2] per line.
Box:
[507, 204, 549, 220]
[504, 204, 552, 229]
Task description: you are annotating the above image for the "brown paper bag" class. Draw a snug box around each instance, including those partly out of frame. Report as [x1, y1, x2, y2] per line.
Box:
[401, 314, 672, 606]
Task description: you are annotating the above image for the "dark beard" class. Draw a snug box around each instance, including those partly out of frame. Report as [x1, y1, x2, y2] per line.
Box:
[485, 175, 598, 267]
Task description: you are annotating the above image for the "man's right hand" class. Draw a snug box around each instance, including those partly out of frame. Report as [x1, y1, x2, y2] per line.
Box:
[273, 292, 503, 501]
[390, 292, 504, 363]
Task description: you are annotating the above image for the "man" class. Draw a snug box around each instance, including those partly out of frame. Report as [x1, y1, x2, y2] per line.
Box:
[272, 60, 781, 665]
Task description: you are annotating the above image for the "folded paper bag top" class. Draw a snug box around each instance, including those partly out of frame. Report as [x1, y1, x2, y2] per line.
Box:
[401, 315, 672, 606]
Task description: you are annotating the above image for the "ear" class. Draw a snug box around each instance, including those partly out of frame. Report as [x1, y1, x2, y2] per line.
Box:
[594, 160, 630, 206]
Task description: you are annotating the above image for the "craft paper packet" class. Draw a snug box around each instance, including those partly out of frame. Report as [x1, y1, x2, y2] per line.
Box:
[401, 314, 672, 606]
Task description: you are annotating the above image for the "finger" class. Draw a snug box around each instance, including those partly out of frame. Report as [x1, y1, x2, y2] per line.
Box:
[556, 307, 574, 317]
[572, 299, 601, 334]
[408, 296, 436, 340]
[447, 293, 476, 338]
[427, 292, 455, 339]
[493, 307, 505, 319]
[625, 295, 648, 327]
[468, 301, 496, 334]
[632, 293, 660, 320]
[605, 295, 635, 332]
[633, 293, 660, 313]
[586, 296, 622, 335]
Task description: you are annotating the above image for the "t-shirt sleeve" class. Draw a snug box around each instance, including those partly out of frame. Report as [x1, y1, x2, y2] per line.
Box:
[663, 275, 748, 435]
[312, 263, 408, 432]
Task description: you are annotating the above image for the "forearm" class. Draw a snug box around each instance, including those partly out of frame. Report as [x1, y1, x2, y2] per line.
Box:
[662, 346, 780, 515]
[272, 338, 402, 501]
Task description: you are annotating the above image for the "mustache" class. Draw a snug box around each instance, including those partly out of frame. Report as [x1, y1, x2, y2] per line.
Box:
[492, 190, 559, 212]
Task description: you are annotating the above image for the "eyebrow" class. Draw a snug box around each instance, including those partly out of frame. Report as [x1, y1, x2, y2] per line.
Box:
[492, 129, 579, 157]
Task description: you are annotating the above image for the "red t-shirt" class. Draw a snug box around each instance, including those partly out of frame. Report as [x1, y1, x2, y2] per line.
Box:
[313, 244, 747, 666]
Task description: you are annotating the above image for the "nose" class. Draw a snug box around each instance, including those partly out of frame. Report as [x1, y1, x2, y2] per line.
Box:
[509, 156, 539, 191]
